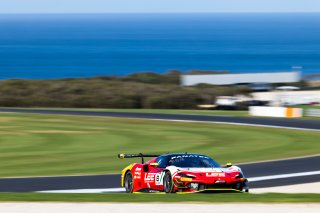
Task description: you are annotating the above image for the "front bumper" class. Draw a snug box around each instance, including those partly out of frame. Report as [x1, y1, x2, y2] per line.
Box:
[175, 179, 249, 193]
[177, 188, 244, 194]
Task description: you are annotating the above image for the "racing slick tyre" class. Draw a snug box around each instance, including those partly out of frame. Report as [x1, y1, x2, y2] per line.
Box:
[124, 171, 134, 193]
[163, 171, 174, 193]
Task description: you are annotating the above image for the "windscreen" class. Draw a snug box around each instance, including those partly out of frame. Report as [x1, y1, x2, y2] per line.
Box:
[157, 154, 220, 168]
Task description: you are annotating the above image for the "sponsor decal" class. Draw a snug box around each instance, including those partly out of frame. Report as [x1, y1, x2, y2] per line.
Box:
[155, 172, 165, 185]
[206, 172, 225, 177]
[134, 169, 141, 179]
[149, 190, 161, 193]
[134, 175, 141, 179]
[171, 155, 208, 160]
[144, 173, 156, 182]
[136, 168, 142, 171]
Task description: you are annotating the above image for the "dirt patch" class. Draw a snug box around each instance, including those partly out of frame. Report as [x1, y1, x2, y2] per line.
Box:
[0, 126, 19, 129]
[27, 130, 89, 134]
[0, 131, 27, 136]
[43, 119, 69, 122]
[0, 117, 16, 122]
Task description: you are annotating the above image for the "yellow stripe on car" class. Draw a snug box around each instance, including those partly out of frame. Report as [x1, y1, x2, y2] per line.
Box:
[179, 177, 193, 182]
[121, 163, 136, 187]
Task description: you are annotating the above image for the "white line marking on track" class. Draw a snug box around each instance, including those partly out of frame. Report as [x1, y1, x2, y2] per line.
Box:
[38, 188, 125, 193]
[147, 118, 320, 132]
[248, 170, 320, 182]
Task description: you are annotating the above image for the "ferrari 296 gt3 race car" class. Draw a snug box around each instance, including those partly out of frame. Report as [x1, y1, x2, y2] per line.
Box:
[118, 153, 249, 193]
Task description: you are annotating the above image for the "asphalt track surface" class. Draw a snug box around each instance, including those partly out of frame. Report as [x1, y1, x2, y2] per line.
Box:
[0, 156, 319, 192]
[0, 108, 320, 131]
[0, 108, 319, 192]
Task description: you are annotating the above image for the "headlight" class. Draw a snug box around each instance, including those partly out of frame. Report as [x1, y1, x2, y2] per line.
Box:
[235, 173, 244, 179]
[179, 173, 196, 178]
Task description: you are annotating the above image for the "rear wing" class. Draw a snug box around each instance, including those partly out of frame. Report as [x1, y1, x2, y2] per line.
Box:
[118, 153, 160, 164]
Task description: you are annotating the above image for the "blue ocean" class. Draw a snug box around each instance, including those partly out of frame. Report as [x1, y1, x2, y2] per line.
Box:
[0, 13, 319, 79]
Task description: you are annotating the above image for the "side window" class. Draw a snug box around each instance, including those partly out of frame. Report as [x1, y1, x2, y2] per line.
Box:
[156, 156, 168, 168]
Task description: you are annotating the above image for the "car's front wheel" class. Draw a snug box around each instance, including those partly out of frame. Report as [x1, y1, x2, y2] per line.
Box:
[124, 171, 134, 193]
[163, 171, 174, 193]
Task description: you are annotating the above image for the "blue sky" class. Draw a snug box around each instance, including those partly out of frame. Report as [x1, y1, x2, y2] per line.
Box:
[1, 0, 320, 13]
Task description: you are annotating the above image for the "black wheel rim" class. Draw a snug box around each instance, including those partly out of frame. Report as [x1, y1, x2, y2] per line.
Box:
[125, 173, 133, 192]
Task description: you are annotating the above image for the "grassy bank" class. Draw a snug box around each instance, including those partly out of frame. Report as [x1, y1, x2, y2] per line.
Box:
[0, 193, 319, 203]
[0, 74, 250, 109]
[0, 113, 319, 177]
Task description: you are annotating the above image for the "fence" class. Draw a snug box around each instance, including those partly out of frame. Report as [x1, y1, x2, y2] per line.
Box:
[249, 106, 303, 118]
[305, 108, 320, 117]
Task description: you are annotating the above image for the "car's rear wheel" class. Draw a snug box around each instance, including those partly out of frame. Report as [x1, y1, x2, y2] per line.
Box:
[163, 171, 174, 193]
[124, 171, 134, 193]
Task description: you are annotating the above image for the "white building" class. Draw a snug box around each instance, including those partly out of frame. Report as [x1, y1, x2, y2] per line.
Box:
[181, 71, 300, 86]
[252, 90, 320, 106]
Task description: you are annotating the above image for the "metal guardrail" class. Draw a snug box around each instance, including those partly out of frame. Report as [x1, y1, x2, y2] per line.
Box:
[305, 109, 320, 117]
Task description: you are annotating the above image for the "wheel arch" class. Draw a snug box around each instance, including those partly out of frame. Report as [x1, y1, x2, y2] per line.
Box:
[121, 163, 136, 187]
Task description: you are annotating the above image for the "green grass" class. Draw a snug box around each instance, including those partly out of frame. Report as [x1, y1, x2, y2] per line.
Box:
[296, 105, 320, 110]
[0, 193, 319, 203]
[0, 112, 319, 177]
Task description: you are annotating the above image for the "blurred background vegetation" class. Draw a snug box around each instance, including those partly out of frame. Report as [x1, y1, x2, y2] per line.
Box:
[0, 71, 251, 109]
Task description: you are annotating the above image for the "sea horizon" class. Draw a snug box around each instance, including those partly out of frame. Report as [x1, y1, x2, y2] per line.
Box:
[1, 12, 320, 14]
[0, 13, 319, 79]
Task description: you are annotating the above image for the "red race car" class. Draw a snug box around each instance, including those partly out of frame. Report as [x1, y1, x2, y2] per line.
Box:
[118, 153, 249, 193]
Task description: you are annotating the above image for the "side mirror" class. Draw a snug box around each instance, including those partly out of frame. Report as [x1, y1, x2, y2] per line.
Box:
[150, 162, 159, 167]
[226, 162, 232, 167]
